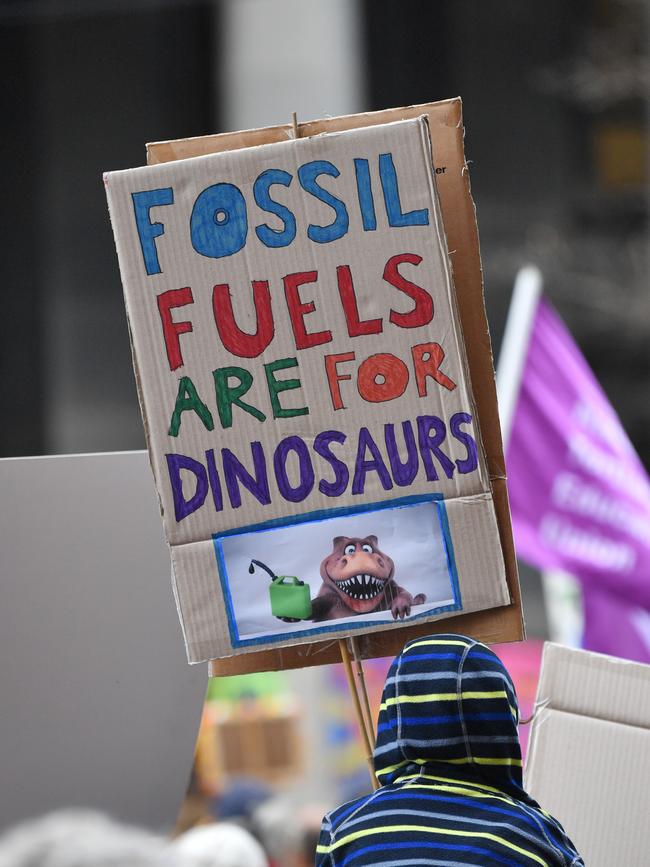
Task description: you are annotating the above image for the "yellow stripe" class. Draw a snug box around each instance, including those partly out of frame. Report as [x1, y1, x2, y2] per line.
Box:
[406, 639, 472, 650]
[380, 689, 509, 711]
[394, 780, 519, 809]
[318, 823, 549, 866]
[347, 781, 537, 838]
[376, 757, 427, 777]
[377, 754, 521, 779]
[405, 638, 492, 654]
[401, 771, 502, 794]
[445, 756, 523, 767]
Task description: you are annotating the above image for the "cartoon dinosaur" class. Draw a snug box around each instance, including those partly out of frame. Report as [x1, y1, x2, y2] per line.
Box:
[311, 535, 426, 622]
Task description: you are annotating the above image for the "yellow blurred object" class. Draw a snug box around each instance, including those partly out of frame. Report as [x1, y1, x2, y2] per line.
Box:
[594, 123, 647, 188]
[193, 696, 303, 791]
[214, 710, 302, 783]
[194, 705, 222, 796]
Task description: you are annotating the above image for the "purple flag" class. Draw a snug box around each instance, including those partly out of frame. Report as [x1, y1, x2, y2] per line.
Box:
[506, 297, 650, 658]
[582, 585, 650, 664]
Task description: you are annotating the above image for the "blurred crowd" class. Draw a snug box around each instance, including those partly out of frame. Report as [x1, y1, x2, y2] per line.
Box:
[0, 785, 325, 867]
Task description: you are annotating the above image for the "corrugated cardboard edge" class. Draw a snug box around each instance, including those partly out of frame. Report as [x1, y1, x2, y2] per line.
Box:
[145, 98, 524, 672]
[529, 642, 650, 729]
[524, 643, 650, 866]
[172, 492, 509, 664]
[526, 641, 650, 791]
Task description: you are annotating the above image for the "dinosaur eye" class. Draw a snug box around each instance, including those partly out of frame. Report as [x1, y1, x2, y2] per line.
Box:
[361, 543, 373, 553]
[344, 543, 356, 555]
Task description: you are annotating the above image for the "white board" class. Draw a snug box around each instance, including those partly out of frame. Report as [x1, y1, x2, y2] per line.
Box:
[0, 451, 206, 832]
[526, 643, 650, 866]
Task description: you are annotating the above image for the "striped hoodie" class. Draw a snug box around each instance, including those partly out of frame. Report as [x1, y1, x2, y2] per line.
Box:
[316, 634, 583, 867]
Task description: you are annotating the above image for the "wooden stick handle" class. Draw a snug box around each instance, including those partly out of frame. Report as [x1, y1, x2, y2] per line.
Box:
[339, 638, 379, 790]
[351, 637, 375, 742]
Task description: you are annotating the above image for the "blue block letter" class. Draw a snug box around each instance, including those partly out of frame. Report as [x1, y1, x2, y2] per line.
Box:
[190, 183, 248, 260]
[354, 158, 377, 231]
[131, 187, 174, 275]
[379, 153, 429, 228]
[254, 169, 296, 248]
[298, 160, 349, 243]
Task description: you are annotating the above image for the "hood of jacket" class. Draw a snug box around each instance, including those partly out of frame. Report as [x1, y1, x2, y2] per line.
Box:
[374, 634, 527, 799]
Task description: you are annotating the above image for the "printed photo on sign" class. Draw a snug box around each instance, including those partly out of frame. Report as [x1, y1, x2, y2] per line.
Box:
[214, 496, 461, 646]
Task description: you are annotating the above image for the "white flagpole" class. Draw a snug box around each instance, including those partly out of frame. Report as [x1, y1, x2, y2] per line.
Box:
[496, 268, 583, 647]
[496, 265, 543, 448]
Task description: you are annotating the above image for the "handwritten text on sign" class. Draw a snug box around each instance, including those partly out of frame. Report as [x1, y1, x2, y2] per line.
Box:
[107, 119, 483, 538]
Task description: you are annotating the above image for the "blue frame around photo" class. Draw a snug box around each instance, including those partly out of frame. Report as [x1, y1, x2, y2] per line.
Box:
[212, 492, 462, 649]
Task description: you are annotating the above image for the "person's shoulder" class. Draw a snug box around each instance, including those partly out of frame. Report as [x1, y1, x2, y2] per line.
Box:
[317, 793, 380, 866]
[324, 788, 384, 834]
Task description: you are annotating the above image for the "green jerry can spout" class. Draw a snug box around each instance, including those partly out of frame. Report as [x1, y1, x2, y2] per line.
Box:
[248, 559, 277, 580]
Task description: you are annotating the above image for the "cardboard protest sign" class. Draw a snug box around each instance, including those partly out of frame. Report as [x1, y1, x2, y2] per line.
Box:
[105, 101, 521, 666]
[526, 643, 650, 866]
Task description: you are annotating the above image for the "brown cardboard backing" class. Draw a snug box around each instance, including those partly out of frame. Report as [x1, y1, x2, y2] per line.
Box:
[147, 98, 523, 673]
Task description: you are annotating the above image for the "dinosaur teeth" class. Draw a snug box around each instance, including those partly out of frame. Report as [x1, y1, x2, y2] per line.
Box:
[337, 573, 386, 600]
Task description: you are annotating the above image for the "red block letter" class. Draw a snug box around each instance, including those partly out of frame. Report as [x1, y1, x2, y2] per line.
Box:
[324, 351, 356, 410]
[336, 265, 382, 337]
[384, 253, 434, 329]
[283, 271, 332, 350]
[157, 286, 194, 372]
[212, 280, 274, 358]
[357, 353, 409, 403]
[412, 342, 457, 394]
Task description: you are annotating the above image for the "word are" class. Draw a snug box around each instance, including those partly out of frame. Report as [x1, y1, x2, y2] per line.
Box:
[169, 341, 456, 435]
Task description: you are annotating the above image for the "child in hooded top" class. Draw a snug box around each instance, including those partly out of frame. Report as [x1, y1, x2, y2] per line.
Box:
[316, 634, 583, 867]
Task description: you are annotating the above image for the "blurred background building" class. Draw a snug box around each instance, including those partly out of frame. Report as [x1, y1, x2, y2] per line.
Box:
[1, 0, 648, 825]
[3, 0, 647, 636]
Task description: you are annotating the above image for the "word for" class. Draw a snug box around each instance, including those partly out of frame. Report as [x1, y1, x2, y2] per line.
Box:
[166, 412, 478, 521]
[158, 253, 436, 371]
[132, 152, 429, 275]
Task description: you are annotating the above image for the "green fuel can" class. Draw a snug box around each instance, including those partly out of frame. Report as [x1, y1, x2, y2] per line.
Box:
[268, 574, 312, 620]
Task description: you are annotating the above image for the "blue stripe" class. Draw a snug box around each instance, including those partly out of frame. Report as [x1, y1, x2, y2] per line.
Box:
[340, 791, 574, 859]
[212, 493, 463, 649]
[340, 840, 526, 867]
[374, 735, 518, 757]
[376, 712, 514, 733]
[400, 651, 501, 665]
[398, 653, 464, 663]
[372, 860, 475, 867]
[334, 779, 509, 823]
[435, 498, 463, 613]
[334, 796, 384, 823]
[469, 651, 508, 664]
[383, 669, 513, 686]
